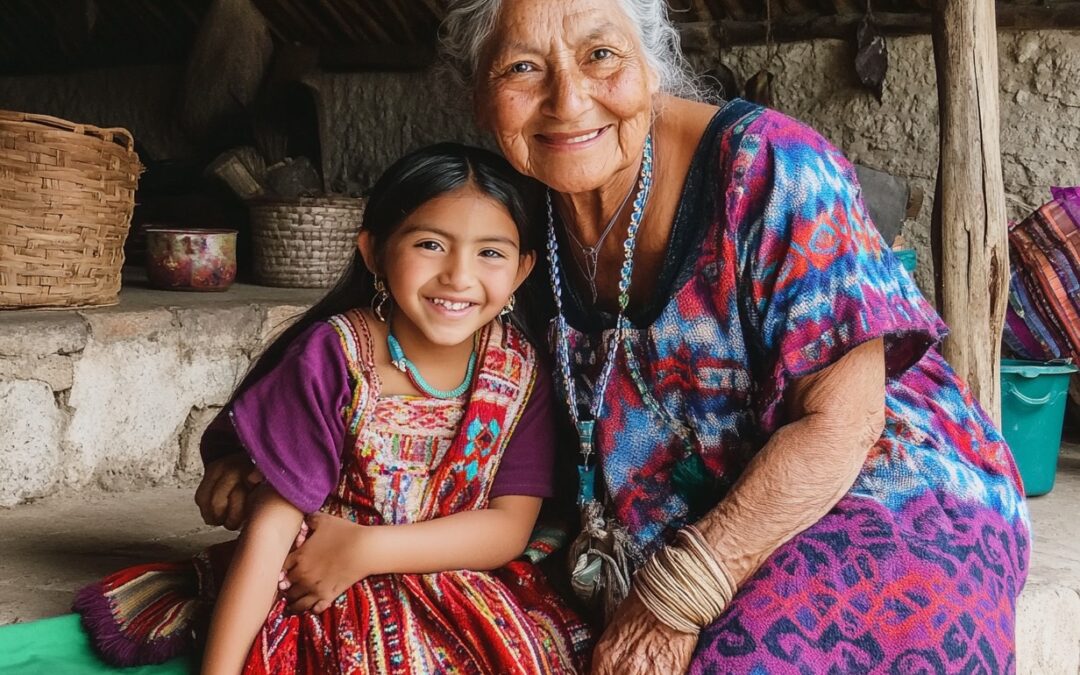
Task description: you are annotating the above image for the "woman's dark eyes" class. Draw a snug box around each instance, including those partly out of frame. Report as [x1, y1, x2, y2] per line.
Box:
[591, 48, 613, 61]
[510, 62, 533, 74]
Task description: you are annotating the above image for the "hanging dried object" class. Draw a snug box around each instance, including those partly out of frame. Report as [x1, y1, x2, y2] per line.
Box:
[745, 69, 775, 107]
[745, 0, 776, 108]
[855, 3, 888, 102]
[707, 25, 740, 102]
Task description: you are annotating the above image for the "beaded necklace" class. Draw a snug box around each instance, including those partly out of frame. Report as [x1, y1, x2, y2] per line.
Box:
[546, 133, 653, 506]
[387, 332, 477, 399]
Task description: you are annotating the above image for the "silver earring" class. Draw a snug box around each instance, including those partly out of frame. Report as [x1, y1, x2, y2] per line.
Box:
[372, 277, 390, 322]
[500, 294, 516, 319]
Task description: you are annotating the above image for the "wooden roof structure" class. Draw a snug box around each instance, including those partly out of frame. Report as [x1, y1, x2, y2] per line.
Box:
[1, 0, 1078, 75]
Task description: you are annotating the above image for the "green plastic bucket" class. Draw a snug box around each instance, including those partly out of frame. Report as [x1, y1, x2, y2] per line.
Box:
[1000, 359, 1078, 496]
[894, 248, 917, 273]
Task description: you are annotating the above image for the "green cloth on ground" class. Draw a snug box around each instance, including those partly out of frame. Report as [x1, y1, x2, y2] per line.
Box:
[0, 614, 195, 675]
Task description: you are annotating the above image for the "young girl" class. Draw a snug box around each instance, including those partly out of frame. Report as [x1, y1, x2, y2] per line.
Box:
[75, 144, 590, 674]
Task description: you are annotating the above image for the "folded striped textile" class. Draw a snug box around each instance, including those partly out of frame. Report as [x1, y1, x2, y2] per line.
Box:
[1004, 187, 1080, 364]
[72, 541, 233, 667]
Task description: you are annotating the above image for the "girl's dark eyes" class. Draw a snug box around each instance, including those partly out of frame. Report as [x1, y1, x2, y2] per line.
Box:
[414, 241, 507, 259]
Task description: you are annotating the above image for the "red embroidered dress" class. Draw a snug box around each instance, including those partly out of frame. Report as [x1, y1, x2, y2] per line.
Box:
[243, 311, 589, 674]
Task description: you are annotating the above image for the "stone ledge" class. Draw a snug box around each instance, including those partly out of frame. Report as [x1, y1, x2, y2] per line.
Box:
[0, 281, 321, 507]
[1018, 441, 1080, 674]
[0, 485, 232, 626]
[1016, 581, 1080, 673]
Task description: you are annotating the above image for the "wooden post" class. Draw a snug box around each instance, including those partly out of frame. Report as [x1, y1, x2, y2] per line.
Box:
[930, 0, 1009, 426]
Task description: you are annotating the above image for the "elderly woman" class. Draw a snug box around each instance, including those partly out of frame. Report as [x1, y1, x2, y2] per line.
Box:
[434, 0, 1029, 672]
[197, 1, 1029, 672]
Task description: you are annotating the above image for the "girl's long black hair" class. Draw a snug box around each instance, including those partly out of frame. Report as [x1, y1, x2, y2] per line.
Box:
[233, 142, 542, 401]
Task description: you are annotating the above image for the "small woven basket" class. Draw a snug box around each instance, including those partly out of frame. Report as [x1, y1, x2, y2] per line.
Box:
[0, 110, 142, 309]
[249, 197, 364, 288]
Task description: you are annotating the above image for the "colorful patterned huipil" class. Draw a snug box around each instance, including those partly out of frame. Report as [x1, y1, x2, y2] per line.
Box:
[553, 100, 1030, 673]
[241, 310, 589, 674]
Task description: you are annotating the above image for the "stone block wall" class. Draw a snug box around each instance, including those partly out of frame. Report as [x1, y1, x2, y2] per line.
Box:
[302, 69, 492, 194]
[0, 303, 308, 507]
[0, 65, 196, 162]
[708, 31, 1080, 295]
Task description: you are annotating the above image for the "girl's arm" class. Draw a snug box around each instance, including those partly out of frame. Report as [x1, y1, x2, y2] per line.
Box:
[203, 487, 303, 675]
[283, 495, 541, 612]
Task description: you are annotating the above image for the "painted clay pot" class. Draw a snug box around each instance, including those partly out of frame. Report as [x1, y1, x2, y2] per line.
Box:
[144, 228, 238, 291]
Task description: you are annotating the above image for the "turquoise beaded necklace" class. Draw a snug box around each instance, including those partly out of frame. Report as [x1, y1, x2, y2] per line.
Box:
[546, 133, 654, 506]
[386, 331, 477, 399]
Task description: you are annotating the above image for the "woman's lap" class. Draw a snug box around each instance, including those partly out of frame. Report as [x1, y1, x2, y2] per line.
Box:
[688, 490, 1027, 674]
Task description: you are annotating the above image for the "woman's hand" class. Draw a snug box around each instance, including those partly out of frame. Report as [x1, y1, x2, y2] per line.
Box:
[590, 591, 698, 674]
[281, 512, 371, 614]
[194, 453, 263, 530]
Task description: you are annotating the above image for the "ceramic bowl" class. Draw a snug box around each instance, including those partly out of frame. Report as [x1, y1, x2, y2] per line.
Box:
[144, 228, 238, 291]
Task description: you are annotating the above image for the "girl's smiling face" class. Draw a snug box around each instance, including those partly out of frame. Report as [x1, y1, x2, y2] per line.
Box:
[361, 183, 535, 350]
[476, 0, 657, 195]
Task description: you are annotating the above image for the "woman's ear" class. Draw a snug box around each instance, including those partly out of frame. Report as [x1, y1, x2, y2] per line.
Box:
[356, 231, 378, 275]
[513, 251, 537, 291]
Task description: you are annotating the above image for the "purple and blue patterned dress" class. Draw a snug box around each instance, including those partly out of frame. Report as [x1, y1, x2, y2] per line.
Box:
[553, 99, 1029, 673]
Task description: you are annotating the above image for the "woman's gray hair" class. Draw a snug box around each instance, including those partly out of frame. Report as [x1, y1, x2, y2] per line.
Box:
[439, 0, 702, 100]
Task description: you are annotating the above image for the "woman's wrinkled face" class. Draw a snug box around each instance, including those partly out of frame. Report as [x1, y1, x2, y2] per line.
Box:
[477, 0, 658, 195]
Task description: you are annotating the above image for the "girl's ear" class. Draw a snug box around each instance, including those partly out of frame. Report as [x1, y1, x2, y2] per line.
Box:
[356, 231, 378, 275]
[512, 251, 536, 291]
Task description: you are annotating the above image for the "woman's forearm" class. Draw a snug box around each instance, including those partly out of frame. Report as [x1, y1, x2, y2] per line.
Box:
[697, 339, 886, 586]
[202, 489, 303, 675]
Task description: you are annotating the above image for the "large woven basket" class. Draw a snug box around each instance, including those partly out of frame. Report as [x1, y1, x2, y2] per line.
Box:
[0, 110, 142, 309]
[249, 197, 364, 288]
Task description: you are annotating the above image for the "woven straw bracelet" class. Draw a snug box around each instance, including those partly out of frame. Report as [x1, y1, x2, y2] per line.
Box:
[633, 526, 737, 634]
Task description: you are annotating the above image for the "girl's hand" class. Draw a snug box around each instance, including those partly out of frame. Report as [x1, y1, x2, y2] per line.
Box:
[195, 453, 264, 530]
[281, 513, 371, 613]
[590, 592, 698, 675]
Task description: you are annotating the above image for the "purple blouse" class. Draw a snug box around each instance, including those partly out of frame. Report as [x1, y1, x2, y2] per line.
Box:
[201, 323, 556, 513]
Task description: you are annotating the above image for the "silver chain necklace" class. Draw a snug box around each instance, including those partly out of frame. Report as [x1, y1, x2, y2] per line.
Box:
[546, 133, 653, 505]
[562, 176, 637, 304]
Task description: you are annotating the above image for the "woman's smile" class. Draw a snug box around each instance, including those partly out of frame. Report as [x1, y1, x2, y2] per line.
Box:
[535, 125, 612, 150]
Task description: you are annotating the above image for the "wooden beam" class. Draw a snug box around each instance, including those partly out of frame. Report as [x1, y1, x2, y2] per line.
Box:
[996, 1, 1080, 30]
[716, 0, 751, 21]
[319, 0, 368, 44]
[930, 0, 1009, 424]
[318, 43, 436, 72]
[688, 0, 715, 22]
[675, 2, 1080, 45]
[678, 13, 929, 47]
[370, 0, 424, 43]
